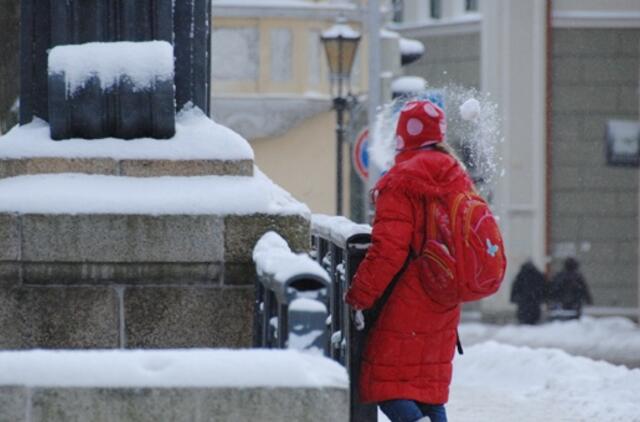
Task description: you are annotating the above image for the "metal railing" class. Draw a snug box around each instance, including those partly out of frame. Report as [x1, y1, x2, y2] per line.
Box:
[253, 216, 375, 422]
[253, 231, 331, 354]
[310, 214, 375, 422]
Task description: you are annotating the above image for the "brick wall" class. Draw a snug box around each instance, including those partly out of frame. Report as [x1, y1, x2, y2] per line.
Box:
[0, 0, 19, 133]
[551, 28, 640, 307]
[403, 32, 481, 89]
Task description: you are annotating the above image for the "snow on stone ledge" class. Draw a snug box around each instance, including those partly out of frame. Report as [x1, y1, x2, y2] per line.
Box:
[253, 231, 329, 284]
[0, 106, 254, 161]
[0, 349, 348, 389]
[49, 41, 174, 94]
[0, 169, 309, 216]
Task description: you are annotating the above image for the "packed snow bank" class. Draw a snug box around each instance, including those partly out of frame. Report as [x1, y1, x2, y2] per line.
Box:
[451, 342, 640, 421]
[0, 169, 309, 216]
[459, 316, 640, 368]
[0, 106, 254, 161]
[49, 41, 174, 94]
[378, 341, 640, 421]
[0, 349, 347, 389]
[253, 231, 329, 284]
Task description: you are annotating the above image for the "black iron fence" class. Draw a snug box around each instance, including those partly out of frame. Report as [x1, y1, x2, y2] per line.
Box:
[253, 215, 376, 422]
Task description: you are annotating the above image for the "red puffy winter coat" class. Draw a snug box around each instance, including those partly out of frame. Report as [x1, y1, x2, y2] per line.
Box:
[345, 147, 473, 405]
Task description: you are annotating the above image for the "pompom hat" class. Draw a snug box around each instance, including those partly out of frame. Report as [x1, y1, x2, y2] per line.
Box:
[395, 100, 446, 151]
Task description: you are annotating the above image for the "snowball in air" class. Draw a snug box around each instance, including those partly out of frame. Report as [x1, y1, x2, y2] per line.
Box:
[459, 98, 481, 121]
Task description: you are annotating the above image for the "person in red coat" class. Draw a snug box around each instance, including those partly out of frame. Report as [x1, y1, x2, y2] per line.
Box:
[345, 100, 474, 422]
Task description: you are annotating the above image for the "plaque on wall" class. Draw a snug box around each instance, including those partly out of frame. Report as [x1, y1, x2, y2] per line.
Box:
[606, 120, 640, 167]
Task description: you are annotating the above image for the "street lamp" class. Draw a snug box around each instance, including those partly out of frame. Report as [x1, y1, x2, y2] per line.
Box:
[321, 19, 361, 216]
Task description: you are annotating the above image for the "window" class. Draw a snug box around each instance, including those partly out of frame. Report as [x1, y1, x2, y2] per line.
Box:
[392, 0, 404, 23]
[430, 0, 441, 19]
[466, 0, 479, 12]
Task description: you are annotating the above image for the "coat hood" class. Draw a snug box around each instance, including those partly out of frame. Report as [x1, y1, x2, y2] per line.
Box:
[375, 149, 473, 199]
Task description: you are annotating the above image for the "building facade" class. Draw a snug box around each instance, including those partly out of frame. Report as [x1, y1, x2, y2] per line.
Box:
[210, 0, 371, 215]
[395, 0, 640, 316]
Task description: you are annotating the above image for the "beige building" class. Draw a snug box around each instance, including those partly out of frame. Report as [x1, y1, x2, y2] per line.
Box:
[210, 0, 371, 215]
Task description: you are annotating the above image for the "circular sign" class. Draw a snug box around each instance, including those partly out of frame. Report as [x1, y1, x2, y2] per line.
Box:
[353, 128, 369, 182]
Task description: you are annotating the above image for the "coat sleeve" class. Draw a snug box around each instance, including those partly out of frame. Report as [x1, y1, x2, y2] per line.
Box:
[345, 188, 415, 310]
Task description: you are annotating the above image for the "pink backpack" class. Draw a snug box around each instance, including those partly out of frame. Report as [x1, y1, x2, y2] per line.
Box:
[416, 191, 507, 307]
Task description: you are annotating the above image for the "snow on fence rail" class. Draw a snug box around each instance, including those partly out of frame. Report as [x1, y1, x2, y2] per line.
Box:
[253, 231, 330, 353]
[252, 216, 375, 421]
[311, 214, 375, 422]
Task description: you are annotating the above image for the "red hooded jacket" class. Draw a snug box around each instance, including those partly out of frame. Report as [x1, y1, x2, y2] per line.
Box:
[345, 147, 473, 405]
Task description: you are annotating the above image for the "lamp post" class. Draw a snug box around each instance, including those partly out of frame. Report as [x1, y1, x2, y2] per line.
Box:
[321, 20, 361, 216]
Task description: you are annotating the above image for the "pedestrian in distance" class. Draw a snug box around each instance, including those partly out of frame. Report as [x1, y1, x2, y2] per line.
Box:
[547, 257, 593, 320]
[345, 100, 506, 422]
[510, 261, 546, 325]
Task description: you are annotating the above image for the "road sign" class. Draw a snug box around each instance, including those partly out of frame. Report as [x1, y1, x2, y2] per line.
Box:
[353, 128, 369, 182]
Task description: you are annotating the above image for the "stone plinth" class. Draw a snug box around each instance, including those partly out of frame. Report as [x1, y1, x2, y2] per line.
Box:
[0, 349, 349, 421]
[0, 157, 254, 178]
[0, 211, 309, 349]
[19, 388, 348, 422]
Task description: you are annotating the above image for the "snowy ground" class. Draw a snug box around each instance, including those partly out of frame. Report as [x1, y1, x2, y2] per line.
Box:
[378, 318, 640, 421]
[459, 316, 640, 368]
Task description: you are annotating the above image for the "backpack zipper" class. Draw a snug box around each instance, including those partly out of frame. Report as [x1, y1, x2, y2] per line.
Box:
[425, 250, 454, 279]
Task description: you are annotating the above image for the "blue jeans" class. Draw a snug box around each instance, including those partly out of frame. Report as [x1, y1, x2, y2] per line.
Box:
[379, 399, 447, 422]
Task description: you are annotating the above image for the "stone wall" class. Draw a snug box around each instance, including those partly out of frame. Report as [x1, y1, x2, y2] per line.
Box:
[403, 32, 481, 89]
[0, 0, 19, 134]
[551, 28, 640, 307]
[0, 212, 310, 349]
[0, 386, 348, 422]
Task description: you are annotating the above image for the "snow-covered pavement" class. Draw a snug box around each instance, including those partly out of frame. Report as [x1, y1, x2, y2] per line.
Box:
[379, 318, 640, 421]
[459, 316, 640, 367]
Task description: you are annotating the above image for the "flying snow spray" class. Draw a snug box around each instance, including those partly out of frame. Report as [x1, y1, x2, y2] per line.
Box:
[368, 84, 504, 200]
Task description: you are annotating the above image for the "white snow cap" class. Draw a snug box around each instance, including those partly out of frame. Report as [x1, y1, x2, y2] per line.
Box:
[459, 98, 481, 121]
[253, 231, 329, 284]
[391, 76, 426, 94]
[399, 37, 425, 56]
[49, 41, 174, 94]
[0, 349, 348, 389]
[321, 20, 360, 40]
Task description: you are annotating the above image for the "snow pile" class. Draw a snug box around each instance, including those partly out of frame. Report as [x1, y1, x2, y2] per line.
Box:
[312, 214, 371, 245]
[459, 317, 640, 368]
[253, 231, 329, 284]
[452, 342, 640, 421]
[0, 169, 309, 216]
[0, 106, 254, 161]
[49, 41, 174, 94]
[391, 76, 426, 94]
[0, 349, 347, 389]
